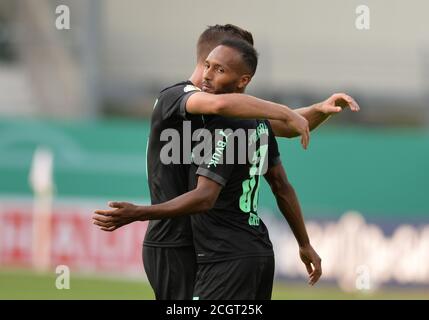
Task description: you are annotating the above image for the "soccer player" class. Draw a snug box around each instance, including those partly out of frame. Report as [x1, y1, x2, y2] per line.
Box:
[94, 24, 358, 300]
[143, 25, 308, 300]
[94, 39, 323, 299]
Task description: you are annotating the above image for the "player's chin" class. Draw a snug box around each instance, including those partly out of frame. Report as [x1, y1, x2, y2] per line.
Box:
[202, 86, 215, 94]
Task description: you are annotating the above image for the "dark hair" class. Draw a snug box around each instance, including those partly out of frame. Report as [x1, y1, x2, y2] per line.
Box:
[197, 24, 254, 62]
[219, 38, 258, 76]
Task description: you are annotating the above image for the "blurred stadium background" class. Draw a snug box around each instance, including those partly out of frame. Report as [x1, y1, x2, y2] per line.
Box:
[0, 0, 428, 299]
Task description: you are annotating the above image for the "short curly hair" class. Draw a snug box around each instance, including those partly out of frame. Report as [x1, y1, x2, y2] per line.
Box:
[196, 24, 254, 63]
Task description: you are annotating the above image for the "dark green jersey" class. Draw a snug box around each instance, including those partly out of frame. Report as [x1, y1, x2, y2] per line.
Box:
[189, 116, 281, 263]
[145, 80, 204, 247]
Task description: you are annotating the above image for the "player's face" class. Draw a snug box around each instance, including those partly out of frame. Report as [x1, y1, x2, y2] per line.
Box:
[202, 45, 251, 94]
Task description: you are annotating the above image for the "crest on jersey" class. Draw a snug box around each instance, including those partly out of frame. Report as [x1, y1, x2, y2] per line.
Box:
[184, 84, 201, 93]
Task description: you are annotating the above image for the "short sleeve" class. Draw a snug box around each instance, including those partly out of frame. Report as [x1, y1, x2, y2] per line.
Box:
[160, 83, 200, 120]
[195, 117, 235, 187]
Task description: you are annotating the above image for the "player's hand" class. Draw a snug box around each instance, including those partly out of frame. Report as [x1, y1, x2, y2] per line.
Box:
[299, 243, 322, 286]
[92, 201, 140, 232]
[287, 111, 310, 150]
[317, 93, 360, 115]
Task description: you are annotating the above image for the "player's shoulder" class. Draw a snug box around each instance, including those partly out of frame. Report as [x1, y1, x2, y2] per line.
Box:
[159, 80, 201, 99]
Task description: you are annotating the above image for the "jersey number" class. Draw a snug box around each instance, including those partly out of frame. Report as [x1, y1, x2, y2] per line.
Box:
[239, 145, 268, 226]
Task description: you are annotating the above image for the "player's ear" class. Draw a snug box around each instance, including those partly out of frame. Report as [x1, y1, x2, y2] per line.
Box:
[237, 74, 252, 90]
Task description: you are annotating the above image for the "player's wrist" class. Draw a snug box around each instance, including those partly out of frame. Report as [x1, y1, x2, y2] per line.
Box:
[281, 105, 297, 121]
[313, 102, 326, 114]
[298, 239, 311, 248]
[135, 205, 150, 221]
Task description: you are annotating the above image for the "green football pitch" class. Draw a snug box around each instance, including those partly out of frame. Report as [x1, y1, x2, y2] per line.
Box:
[0, 268, 427, 300]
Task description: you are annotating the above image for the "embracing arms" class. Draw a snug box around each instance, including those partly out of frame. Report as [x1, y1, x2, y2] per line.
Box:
[92, 176, 221, 231]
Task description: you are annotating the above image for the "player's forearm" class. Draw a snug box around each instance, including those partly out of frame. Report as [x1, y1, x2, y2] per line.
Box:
[295, 104, 331, 131]
[274, 185, 310, 247]
[136, 190, 212, 220]
[215, 94, 297, 121]
[270, 104, 330, 138]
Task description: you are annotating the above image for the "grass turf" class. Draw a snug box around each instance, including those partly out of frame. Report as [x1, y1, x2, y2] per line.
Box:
[0, 268, 427, 300]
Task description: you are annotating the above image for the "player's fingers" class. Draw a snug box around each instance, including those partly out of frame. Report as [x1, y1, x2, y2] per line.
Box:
[309, 274, 315, 285]
[108, 201, 126, 208]
[303, 127, 310, 149]
[94, 217, 116, 226]
[340, 94, 356, 108]
[328, 93, 345, 104]
[301, 135, 306, 150]
[349, 98, 360, 111]
[94, 209, 116, 216]
[306, 126, 310, 148]
[314, 257, 322, 275]
[102, 222, 126, 232]
[310, 260, 322, 285]
[92, 215, 115, 223]
[325, 94, 337, 104]
[309, 270, 322, 285]
[309, 275, 318, 286]
[326, 106, 342, 113]
[93, 219, 114, 228]
[333, 92, 349, 100]
[100, 226, 116, 232]
[331, 93, 351, 105]
[304, 262, 313, 275]
[301, 129, 309, 150]
[309, 273, 317, 285]
[334, 94, 360, 112]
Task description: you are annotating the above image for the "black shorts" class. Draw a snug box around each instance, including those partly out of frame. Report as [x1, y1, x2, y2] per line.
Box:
[193, 255, 275, 300]
[142, 245, 196, 300]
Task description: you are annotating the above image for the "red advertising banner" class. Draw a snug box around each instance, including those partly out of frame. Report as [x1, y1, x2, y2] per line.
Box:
[0, 201, 148, 276]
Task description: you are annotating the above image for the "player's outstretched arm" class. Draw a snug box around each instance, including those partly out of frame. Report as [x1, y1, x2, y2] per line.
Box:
[264, 163, 322, 285]
[92, 176, 221, 231]
[186, 92, 310, 149]
[269, 93, 360, 138]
